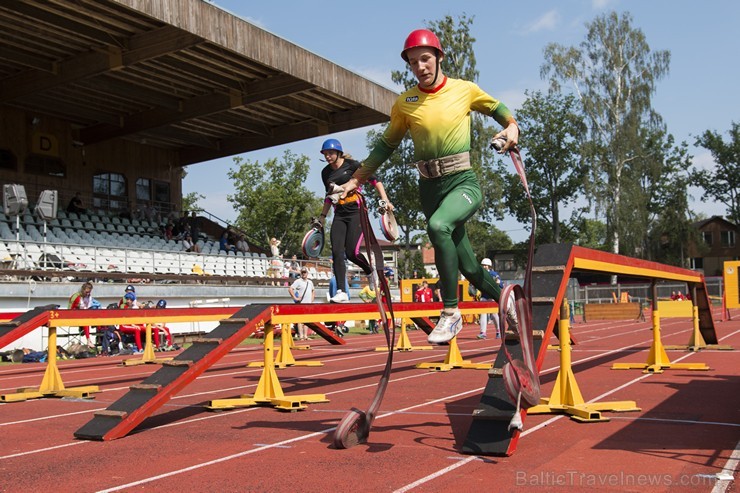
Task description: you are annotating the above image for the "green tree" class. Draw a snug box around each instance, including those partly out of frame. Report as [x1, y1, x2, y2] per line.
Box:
[227, 150, 322, 254]
[691, 122, 740, 225]
[499, 90, 586, 243]
[541, 11, 670, 256]
[182, 191, 204, 213]
[565, 217, 608, 250]
[466, 219, 514, 259]
[619, 127, 693, 261]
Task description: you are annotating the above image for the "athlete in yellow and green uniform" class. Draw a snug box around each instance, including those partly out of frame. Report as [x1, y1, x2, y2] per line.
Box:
[343, 29, 520, 344]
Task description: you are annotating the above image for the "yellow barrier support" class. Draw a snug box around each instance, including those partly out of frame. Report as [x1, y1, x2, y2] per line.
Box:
[528, 301, 640, 421]
[612, 283, 710, 373]
[1, 327, 100, 402]
[375, 318, 433, 352]
[122, 324, 173, 366]
[249, 325, 323, 369]
[207, 322, 328, 411]
[664, 287, 733, 352]
[416, 336, 491, 372]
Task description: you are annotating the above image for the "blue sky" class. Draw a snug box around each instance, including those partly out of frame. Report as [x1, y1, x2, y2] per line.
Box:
[183, 0, 740, 242]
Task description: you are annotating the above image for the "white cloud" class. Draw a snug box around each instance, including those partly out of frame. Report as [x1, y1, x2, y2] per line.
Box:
[592, 0, 618, 9]
[524, 10, 560, 34]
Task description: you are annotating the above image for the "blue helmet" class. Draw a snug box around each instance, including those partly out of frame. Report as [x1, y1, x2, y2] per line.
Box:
[320, 138, 343, 155]
[125, 284, 135, 292]
[124, 292, 136, 301]
[156, 299, 167, 309]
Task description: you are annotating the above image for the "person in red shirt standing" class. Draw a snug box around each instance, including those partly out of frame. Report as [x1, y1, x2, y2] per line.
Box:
[415, 280, 434, 303]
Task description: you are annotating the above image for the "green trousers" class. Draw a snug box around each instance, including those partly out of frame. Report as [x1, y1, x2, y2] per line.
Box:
[419, 169, 502, 308]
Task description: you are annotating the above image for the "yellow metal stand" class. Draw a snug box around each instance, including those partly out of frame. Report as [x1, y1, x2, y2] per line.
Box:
[529, 302, 640, 421]
[664, 302, 733, 352]
[248, 324, 323, 369]
[612, 307, 710, 373]
[207, 323, 328, 411]
[1, 327, 100, 402]
[416, 336, 491, 372]
[122, 324, 173, 366]
[375, 318, 433, 352]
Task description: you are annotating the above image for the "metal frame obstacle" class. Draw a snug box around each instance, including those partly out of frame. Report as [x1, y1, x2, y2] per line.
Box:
[462, 243, 719, 457]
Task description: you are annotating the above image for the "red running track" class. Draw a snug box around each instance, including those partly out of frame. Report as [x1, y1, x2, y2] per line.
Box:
[0, 308, 738, 493]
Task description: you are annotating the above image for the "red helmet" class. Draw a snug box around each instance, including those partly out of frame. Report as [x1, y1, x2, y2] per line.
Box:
[401, 29, 444, 62]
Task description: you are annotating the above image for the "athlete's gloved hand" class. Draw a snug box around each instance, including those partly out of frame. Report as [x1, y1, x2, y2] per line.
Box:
[310, 216, 323, 230]
[378, 199, 395, 213]
[340, 177, 360, 200]
[326, 182, 344, 204]
[491, 122, 520, 153]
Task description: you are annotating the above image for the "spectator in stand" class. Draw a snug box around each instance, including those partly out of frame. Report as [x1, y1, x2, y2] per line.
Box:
[359, 280, 379, 333]
[66, 192, 87, 215]
[151, 202, 162, 224]
[118, 293, 144, 352]
[118, 285, 139, 309]
[268, 237, 283, 281]
[182, 233, 201, 253]
[188, 211, 200, 242]
[219, 230, 236, 253]
[236, 234, 250, 254]
[152, 299, 174, 349]
[286, 255, 301, 279]
[68, 281, 96, 347]
[383, 266, 395, 285]
[415, 280, 434, 303]
[177, 222, 192, 241]
[288, 267, 315, 340]
[163, 221, 174, 241]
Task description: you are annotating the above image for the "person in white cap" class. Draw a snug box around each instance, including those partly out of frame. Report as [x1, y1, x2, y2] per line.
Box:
[477, 258, 503, 339]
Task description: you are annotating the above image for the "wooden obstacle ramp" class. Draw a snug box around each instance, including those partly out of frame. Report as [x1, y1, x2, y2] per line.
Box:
[74, 304, 272, 441]
[0, 304, 57, 349]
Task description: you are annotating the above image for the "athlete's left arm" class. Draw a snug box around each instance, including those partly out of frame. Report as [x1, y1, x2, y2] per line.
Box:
[470, 83, 520, 151]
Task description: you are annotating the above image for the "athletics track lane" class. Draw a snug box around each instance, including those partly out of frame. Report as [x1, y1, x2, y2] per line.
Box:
[0, 310, 737, 492]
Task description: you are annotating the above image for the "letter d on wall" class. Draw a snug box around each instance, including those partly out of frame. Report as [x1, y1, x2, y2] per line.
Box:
[32, 132, 60, 157]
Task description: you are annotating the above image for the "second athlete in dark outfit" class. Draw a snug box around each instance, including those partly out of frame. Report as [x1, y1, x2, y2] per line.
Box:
[318, 138, 393, 302]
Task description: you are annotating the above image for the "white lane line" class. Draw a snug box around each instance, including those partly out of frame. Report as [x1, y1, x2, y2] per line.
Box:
[392, 328, 740, 492]
[88, 333, 678, 491]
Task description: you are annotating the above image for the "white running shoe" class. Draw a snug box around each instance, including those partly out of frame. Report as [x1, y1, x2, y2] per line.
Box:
[505, 291, 519, 331]
[427, 309, 463, 344]
[329, 290, 349, 303]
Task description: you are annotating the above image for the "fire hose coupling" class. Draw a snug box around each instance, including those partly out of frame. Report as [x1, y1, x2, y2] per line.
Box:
[490, 135, 508, 153]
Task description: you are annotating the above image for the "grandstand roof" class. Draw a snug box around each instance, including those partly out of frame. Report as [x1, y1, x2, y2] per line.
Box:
[0, 0, 397, 166]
